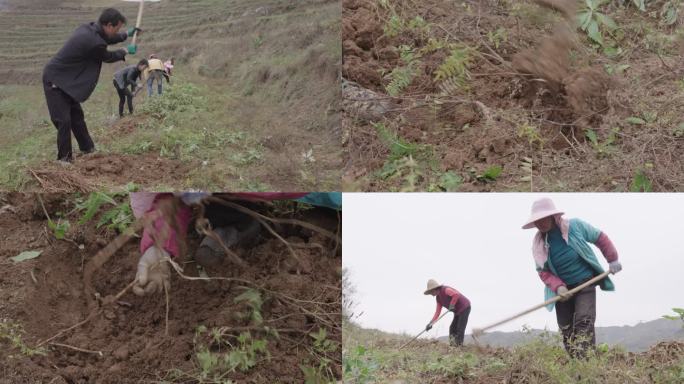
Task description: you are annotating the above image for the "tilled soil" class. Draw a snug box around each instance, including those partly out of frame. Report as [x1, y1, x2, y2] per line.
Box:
[342, 0, 684, 191]
[26, 153, 196, 193]
[0, 193, 342, 383]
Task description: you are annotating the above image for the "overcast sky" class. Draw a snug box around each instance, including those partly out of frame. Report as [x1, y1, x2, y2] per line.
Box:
[343, 193, 684, 339]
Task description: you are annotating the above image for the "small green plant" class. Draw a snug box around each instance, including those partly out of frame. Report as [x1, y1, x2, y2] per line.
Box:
[373, 122, 421, 161]
[77, 192, 117, 224]
[233, 288, 264, 325]
[630, 168, 653, 192]
[678, 77, 684, 92]
[631, 0, 647, 11]
[123, 139, 153, 154]
[660, 1, 681, 26]
[603, 63, 630, 75]
[193, 326, 271, 381]
[47, 217, 70, 240]
[477, 165, 503, 182]
[378, 156, 424, 191]
[383, 14, 404, 38]
[424, 353, 476, 378]
[407, 15, 430, 37]
[577, 0, 618, 46]
[420, 37, 449, 54]
[383, 12, 430, 38]
[626, 116, 647, 125]
[487, 27, 508, 49]
[428, 171, 463, 192]
[97, 202, 134, 233]
[673, 122, 684, 137]
[663, 308, 684, 326]
[311, 328, 337, 354]
[300, 328, 338, 383]
[585, 127, 619, 157]
[228, 332, 269, 371]
[377, 0, 391, 9]
[642, 111, 658, 124]
[518, 123, 544, 146]
[0, 319, 46, 358]
[597, 342, 611, 354]
[140, 82, 205, 120]
[372, 122, 437, 191]
[231, 147, 263, 166]
[76, 190, 136, 233]
[252, 34, 263, 48]
[343, 345, 378, 384]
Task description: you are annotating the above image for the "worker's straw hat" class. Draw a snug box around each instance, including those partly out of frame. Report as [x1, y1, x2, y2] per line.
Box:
[522, 197, 564, 229]
[424, 279, 442, 295]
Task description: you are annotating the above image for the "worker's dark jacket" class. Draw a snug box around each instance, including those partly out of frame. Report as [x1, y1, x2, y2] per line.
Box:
[43, 22, 128, 103]
[114, 65, 142, 90]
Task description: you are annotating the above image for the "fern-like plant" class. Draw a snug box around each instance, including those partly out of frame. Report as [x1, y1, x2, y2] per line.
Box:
[385, 45, 419, 96]
[373, 122, 419, 160]
[384, 14, 404, 38]
[434, 46, 472, 94]
[434, 46, 472, 81]
[420, 38, 448, 55]
[385, 64, 417, 96]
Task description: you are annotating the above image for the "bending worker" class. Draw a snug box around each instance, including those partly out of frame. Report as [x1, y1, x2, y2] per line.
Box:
[145, 54, 167, 96]
[112, 59, 148, 118]
[424, 279, 471, 346]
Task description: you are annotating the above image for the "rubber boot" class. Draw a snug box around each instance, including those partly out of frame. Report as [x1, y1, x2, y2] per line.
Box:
[236, 218, 261, 247]
[195, 227, 239, 268]
[195, 219, 262, 268]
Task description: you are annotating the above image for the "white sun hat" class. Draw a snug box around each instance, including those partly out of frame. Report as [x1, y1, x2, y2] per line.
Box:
[424, 279, 442, 295]
[522, 197, 564, 229]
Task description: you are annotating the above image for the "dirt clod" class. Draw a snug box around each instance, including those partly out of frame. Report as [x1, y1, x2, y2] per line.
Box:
[113, 345, 129, 361]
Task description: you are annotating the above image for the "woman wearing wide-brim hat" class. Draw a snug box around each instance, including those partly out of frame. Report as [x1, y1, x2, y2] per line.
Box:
[523, 197, 622, 358]
[423, 279, 471, 346]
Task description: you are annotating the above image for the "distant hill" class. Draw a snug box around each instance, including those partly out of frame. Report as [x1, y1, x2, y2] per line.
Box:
[438, 318, 684, 352]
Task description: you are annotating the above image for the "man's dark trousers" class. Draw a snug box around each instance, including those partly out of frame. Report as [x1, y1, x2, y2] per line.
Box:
[43, 80, 94, 161]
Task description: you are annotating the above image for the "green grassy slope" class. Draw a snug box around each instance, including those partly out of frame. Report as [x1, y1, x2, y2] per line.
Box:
[0, 0, 341, 191]
[343, 322, 684, 383]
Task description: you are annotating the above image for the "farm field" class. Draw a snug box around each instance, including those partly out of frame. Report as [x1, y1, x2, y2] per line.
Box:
[342, 0, 684, 191]
[0, 192, 342, 383]
[343, 322, 684, 383]
[340, 192, 684, 383]
[0, 0, 341, 191]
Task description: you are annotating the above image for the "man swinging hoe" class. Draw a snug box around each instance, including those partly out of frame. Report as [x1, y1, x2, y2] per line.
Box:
[43, 8, 142, 163]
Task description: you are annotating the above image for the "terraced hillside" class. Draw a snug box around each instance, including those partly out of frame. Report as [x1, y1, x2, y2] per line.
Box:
[0, 0, 341, 191]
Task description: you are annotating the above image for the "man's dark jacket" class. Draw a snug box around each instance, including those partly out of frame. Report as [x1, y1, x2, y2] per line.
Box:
[43, 22, 128, 102]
